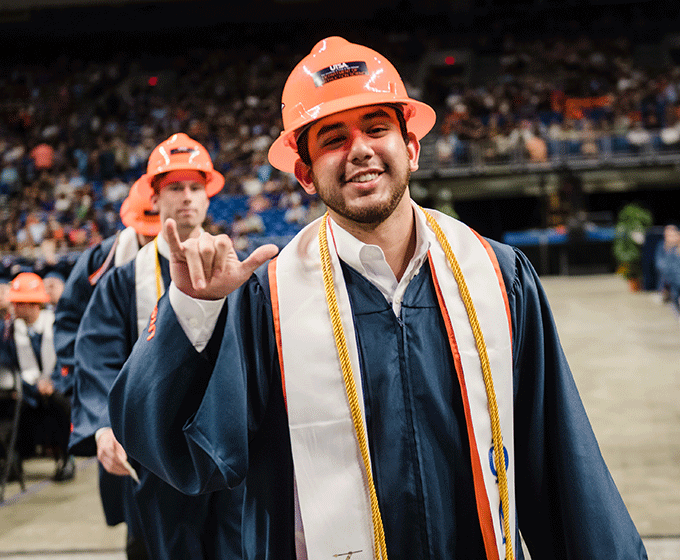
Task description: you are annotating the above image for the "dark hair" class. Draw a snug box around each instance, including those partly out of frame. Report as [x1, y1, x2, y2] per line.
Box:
[296, 104, 409, 166]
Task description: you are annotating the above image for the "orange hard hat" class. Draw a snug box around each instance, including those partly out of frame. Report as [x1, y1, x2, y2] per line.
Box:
[136, 133, 225, 199]
[120, 179, 162, 237]
[268, 36, 437, 174]
[7, 272, 50, 303]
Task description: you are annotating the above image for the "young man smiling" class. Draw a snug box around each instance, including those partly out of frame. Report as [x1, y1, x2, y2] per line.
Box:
[110, 38, 646, 560]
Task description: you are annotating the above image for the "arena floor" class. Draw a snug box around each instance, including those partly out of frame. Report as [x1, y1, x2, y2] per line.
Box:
[0, 274, 678, 558]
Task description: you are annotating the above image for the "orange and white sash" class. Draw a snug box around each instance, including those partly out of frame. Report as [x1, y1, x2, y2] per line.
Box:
[270, 207, 516, 560]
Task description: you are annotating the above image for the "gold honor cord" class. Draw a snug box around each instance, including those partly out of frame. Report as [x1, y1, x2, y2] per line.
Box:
[421, 208, 514, 560]
[154, 237, 163, 302]
[318, 214, 389, 560]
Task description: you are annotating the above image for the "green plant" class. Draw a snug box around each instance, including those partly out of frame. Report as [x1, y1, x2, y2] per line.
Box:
[612, 203, 653, 280]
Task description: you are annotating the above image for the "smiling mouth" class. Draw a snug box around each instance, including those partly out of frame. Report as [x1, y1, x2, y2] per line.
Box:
[345, 171, 382, 184]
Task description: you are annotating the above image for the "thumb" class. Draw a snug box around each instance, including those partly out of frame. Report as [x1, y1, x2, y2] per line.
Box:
[240, 244, 279, 276]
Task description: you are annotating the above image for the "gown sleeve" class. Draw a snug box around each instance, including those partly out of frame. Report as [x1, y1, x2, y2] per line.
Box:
[490, 240, 647, 560]
[109, 265, 280, 496]
[53, 236, 115, 395]
[68, 262, 135, 457]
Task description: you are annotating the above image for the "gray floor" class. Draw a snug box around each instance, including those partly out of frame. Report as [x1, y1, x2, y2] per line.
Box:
[0, 274, 678, 558]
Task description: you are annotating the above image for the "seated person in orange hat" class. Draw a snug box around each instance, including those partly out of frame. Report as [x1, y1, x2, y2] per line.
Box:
[0, 272, 74, 481]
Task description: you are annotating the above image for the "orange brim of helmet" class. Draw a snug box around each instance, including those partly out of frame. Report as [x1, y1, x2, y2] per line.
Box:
[120, 180, 162, 237]
[7, 291, 50, 303]
[121, 210, 161, 237]
[268, 96, 437, 174]
[135, 166, 225, 200]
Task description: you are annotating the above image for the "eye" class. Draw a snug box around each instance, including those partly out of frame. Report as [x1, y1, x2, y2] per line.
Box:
[321, 134, 346, 148]
[367, 123, 390, 135]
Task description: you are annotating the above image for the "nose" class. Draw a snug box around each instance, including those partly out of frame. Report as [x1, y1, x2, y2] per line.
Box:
[181, 185, 193, 199]
[347, 131, 374, 163]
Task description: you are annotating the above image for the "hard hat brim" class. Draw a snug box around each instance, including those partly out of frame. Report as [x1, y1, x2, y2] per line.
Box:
[7, 292, 50, 303]
[268, 97, 437, 174]
[136, 167, 225, 199]
[121, 217, 161, 237]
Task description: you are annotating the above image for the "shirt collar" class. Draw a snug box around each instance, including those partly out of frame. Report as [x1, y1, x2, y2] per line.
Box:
[327, 201, 431, 285]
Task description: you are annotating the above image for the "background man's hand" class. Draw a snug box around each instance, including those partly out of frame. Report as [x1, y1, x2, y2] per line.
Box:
[37, 378, 54, 396]
[96, 427, 133, 477]
[165, 218, 279, 300]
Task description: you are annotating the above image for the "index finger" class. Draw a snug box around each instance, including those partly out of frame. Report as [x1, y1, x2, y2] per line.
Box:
[163, 218, 184, 259]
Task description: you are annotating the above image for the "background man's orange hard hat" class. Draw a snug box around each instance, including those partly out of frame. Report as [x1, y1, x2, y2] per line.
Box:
[7, 272, 50, 303]
[136, 133, 225, 198]
[120, 179, 161, 237]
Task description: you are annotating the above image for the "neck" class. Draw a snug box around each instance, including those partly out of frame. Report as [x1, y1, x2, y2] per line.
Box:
[20, 309, 41, 326]
[330, 198, 417, 281]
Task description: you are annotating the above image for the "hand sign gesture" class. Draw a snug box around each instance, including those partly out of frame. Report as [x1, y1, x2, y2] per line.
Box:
[164, 219, 279, 300]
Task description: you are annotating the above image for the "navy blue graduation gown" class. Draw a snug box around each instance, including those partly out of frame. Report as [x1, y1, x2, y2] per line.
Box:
[71, 255, 243, 559]
[53, 233, 118, 396]
[110, 239, 647, 560]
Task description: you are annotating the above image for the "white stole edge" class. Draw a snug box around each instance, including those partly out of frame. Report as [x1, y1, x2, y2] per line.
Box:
[134, 236, 166, 338]
[275, 217, 375, 560]
[424, 208, 516, 560]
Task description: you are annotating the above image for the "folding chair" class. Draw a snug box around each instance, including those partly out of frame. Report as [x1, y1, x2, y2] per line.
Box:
[0, 363, 25, 502]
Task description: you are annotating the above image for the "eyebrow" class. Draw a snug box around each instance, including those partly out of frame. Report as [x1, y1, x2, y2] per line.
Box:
[314, 108, 394, 139]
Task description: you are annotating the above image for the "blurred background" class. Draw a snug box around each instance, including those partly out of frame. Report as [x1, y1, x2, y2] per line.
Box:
[0, 0, 679, 557]
[2, 0, 680, 284]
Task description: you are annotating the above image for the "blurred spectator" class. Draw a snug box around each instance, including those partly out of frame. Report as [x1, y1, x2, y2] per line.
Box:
[43, 271, 66, 309]
[660, 105, 680, 149]
[283, 192, 308, 225]
[524, 121, 549, 162]
[0, 278, 10, 321]
[231, 209, 265, 236]
[580, 118, 600, 158]
[16, 212, 48, 257]
[0, 273, 75, 482]
[627, 120, 651, 152]
[30, 142, 55, 173]
[654, 224, 680, 304]
[103, 178, 129, 204]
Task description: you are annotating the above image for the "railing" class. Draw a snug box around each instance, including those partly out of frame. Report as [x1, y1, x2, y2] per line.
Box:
[415, 132, 680, 179]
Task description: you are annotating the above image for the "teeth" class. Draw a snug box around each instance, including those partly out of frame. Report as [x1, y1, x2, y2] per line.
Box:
[349, 172, 379, 183]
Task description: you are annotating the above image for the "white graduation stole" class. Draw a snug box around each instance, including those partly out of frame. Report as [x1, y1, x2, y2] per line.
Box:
[134, 235, 168, 337]
[270, 208, 516, 560]
[114, 226, 142, 268]
[13, 309, 57, 385]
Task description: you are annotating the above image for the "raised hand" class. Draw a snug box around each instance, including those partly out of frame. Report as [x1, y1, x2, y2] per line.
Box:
[164, 218, 279, 300]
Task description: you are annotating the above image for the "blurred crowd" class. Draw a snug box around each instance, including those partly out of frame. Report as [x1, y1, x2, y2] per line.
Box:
[3, 29, 680, 278]
[434, 34, 680, 166]
[0, 39, 323, 278]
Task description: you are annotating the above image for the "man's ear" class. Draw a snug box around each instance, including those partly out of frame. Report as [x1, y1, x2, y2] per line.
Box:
[150, 192, 160, 212]
[407, 132, 420, 173]
[294, 159, 318, 196]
